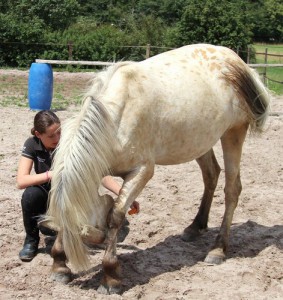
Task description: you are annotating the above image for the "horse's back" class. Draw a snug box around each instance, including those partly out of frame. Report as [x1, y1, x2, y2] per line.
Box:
[111, 44, 241, 112]
[108, 46, 240, 161]
[143, 43, 237, 64]
[100, 44, 266, 167]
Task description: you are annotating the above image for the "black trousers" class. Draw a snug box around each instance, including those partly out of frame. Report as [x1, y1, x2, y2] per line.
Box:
[21, 185, 49, 242]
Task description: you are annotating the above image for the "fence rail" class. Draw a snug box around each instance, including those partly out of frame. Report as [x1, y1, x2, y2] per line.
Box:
[34, 59, 283, 87]
[36, 59, 283, 69]
[35, 59, 114, 66]
[249, 64, 283, 67]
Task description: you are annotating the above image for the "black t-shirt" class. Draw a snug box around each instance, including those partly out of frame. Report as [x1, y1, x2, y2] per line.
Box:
[21, 136, 55, 190]
[21, 136, 55, 173]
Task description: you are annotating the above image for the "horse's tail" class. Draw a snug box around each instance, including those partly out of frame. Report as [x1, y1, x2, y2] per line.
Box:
[223, 60, 271, 133]
[47, 96, 118, 271]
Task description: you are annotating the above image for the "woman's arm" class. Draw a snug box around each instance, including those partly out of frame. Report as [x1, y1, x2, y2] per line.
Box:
[101, 175, 121, 195]
[101, 176, 140, 213]
[16, 156, 50, 189]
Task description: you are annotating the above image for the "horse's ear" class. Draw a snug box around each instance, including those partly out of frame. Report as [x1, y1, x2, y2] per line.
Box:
[104, 194, 115, 205]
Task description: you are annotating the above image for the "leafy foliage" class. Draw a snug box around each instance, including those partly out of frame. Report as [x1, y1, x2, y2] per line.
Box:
[172, 1, 253, 52]
[0, 13, 45, 67]
[0, 0, 282, 67]
[0, 0, 80, 66]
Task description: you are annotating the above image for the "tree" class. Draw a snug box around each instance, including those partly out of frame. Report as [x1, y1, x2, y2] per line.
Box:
[0, 0, 281, 67]
[170, 0, 253, 53]
[133, 0, 190, 25]
[0, 0, 81, 66]
[259, 0, 283, 42]
[23, 0, 80, 30]
[0, 12, 45, 66]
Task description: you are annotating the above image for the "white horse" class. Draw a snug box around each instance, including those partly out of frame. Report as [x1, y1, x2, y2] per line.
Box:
[46, 44, 270, 294]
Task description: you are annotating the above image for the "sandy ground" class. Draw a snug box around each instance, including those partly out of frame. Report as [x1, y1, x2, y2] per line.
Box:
[0, 71, 282, 299]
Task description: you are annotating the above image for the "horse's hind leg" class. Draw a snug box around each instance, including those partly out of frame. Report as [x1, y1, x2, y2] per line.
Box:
[50, 232, 72, 284]
[182, 148, 221, 242]
[205, 124, 248, 265]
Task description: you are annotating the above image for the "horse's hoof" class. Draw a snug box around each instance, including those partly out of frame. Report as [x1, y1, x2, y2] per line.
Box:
[204, 249, 225, 265]
[97, 284, 122, 295]
[51, 272, 73, 284]
[181, 228, 200, 242]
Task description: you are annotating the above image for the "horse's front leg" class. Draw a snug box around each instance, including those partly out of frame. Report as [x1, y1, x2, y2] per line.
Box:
[98, 163, 154, 294]
[50, 231, 73, 284]
[97, 211, 123, 295]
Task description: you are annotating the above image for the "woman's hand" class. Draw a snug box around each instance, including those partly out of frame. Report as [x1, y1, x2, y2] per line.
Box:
[101, 176, 140, 214]
[47, 170, 52, 180]
[16, 157, 50, 189]
[128, 200, 140, 215]
[130, 200, 140, 213]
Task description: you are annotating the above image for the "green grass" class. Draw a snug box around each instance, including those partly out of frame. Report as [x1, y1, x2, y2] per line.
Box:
[253, 43, 283, 94]
[52, 82, 84, 110]
[0, 72, 87, 109]
[0, 74, 28, 107]
[253, 43, 283, 60]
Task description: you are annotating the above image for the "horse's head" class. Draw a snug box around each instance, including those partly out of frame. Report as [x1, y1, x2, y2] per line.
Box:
[40, 194, 115, 245]
[81, 193, 115, 245]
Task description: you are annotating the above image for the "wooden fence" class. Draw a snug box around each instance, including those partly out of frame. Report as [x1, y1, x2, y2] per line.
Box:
[36, 44, 283, 87]
[246, 47, 283, 85]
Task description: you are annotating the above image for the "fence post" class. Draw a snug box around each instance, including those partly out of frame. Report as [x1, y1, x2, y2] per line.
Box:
[68, 41, 73, 60]
[146, 44, 151, 59]
[247, 46, 250, 64]
[236, 46, 239, 56]
[264, 48, 268, 85]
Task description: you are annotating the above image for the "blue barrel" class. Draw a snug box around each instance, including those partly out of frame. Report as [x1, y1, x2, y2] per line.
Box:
[28, 63, 53, 110]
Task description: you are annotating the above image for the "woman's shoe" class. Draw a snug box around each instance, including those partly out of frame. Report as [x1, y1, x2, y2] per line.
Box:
[19, 238, 39, 262]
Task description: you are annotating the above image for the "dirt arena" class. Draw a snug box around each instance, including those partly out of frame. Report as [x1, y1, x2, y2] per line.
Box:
[0, 71, 282, 299]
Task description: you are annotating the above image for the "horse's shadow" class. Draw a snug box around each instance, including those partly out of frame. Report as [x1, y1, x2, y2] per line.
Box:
[70, 220, 283, 293]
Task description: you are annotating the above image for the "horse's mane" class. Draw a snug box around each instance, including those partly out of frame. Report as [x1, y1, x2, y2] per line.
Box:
[46, 62, 132, 270]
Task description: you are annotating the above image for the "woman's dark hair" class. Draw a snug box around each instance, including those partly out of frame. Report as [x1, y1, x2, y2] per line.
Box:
[31, 110, 60, 135]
